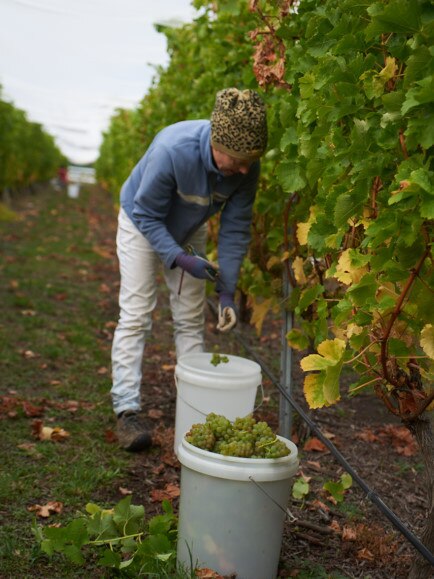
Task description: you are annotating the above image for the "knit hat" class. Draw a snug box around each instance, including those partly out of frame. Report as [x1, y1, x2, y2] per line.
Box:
[211, 88, 267, 161]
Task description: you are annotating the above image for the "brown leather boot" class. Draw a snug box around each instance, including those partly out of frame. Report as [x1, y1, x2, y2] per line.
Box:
[116, 410, 152, 451]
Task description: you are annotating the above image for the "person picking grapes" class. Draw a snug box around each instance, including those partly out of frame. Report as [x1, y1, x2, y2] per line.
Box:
[111, 87, 268, 451]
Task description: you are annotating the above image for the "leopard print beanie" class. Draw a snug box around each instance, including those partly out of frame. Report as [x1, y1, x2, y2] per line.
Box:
[211, 88, 267, 161]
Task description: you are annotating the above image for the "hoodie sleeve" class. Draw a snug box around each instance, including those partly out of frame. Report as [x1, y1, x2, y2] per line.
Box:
[131, 145, 184, 268]
[216, 162, 260, 295]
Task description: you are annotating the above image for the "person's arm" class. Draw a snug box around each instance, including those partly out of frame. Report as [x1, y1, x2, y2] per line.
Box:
[216, 162, 260, 295]
[131, 145, 184, 269]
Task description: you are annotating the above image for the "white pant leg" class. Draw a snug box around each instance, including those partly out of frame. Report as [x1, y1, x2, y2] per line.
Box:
[164, 225, 207, 358]
[111, 209, 159, 415]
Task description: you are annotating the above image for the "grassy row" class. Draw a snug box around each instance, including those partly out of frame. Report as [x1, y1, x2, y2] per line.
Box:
[0, 185, 130, 577]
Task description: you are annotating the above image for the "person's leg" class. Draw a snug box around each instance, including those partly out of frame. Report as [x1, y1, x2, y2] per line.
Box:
[111, 209, 158, 449]
[165, 225, 207, 359]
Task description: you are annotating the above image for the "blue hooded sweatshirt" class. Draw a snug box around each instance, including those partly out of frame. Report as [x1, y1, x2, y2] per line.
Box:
[120, 120, 260, 295]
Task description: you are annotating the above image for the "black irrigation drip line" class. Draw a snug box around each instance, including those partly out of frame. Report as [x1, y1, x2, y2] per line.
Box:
[207, 299, 434, 565]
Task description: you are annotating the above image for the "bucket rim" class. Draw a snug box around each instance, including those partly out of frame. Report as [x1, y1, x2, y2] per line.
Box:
[180, 435, 298, 465]
[176, 352, 261, 379]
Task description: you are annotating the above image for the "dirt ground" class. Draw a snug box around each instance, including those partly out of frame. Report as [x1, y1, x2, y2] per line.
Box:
[90, 189, 429, 579]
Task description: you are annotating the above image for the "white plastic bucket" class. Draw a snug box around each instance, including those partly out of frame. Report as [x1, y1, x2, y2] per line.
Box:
[174, 352, 261, 454]
[176, 436, 299, 579]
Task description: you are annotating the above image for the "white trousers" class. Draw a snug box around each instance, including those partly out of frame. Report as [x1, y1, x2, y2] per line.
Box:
[111, 208, 207, 415]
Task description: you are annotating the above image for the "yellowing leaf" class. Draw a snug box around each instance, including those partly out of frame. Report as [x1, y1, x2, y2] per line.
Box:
[292, 256, 307, 284]
[301, 339, 345, 371]
[296, 206, 318, 245]
[250, 298, 273, 335]
[304, 374, 329, 409]
[301, 354, 336, 372]
[317, 338, 346, 362]
[377, 56, 397, 83]
[297, 221, 311, 246]
[266, 255, 281, 271]
[421, 324, 434, 360]
[286, 328, 310, 351]
[335, 249, 368, 285]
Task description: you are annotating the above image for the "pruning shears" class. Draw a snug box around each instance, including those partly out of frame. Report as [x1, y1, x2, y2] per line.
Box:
[184, 244, 219, 282]
[177, 244, 219, 295]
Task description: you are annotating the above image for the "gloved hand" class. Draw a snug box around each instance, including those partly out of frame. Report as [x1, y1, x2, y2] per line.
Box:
[175, 251, 219, 281]
[216, 292, 237, 333]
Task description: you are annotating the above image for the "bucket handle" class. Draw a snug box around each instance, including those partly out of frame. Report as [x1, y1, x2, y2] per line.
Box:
[174, 374, 264, 418]
[249, 476, 297, 523]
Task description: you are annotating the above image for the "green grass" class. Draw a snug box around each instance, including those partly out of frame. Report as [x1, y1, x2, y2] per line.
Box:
[0, 185, 133, 577]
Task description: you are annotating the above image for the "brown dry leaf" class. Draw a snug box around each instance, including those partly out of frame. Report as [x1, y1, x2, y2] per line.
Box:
[306, 460, 322, 471]
[195, 569, 225, 579]
[22, 350, 37, 359]
[329, 519, 341, 534]
[32, 420, 70, 442]
[105, 429, 118, 443]
[303, 437, 328, 452]
[119, 487, 133, 496]
[357, 547, 375, 561]
[342, 525, 357, 541]
[161, 364, 175, 372]
[22, 401, 45, 417]
[380, 424, 418, 457]
[50, 380, 62, 386]
[53, 293, 68, 301]
[28, 501, 63, 518]
[21, 309, 36, 316]
[148, 409, 163, 420]
[356, 428, 379, 443]
[151, 483, 180, 502]
[105, 320, 118, 329]
[309, 499, 330, 513]
[99, 283, 110, 293]
[97, 366, 109, 375]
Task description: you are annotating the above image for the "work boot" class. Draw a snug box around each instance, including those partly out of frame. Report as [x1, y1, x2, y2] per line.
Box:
[116, 410, 152, 452]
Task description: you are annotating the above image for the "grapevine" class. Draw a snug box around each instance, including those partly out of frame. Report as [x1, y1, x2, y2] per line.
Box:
[185, 413, 290, 459]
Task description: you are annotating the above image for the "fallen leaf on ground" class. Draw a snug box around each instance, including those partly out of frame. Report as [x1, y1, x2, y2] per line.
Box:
[195, 569, 225, 578]
[28, 501, 63, 518]
[22, 401, 45, 417]
[151, 483, 180, 502]
[357, 547, 375, 561]
[308, 499, 330, 513]
[119, 487, 133, 495]
[342, 525, 357, 541]
[329, 520, 341, 533]
[32, 419, 70, 442]
[22, 350, 37, 359]
[303, 437, 328, 452]
[356, 428, 379, 443]
[148, 409, 163, 419]
[105, 429, 117, 443]
[306, 460, 321, 471]
[161, 364, 175, 372]
[97, 366, 108, 375]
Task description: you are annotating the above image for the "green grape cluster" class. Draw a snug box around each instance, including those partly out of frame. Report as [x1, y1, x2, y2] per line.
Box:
[185, 414, 290, 459]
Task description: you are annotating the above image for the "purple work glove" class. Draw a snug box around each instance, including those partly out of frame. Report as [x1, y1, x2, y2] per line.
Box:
[217, 292, 237, 333]
[175, 251, 218, 281]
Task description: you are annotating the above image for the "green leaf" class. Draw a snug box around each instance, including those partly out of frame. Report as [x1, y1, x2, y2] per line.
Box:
[402, 76, 434, 114]
[99, 548, 122, 568]
[292, 477, 310, 500]
[276, 161, 307, 193]
[113, 495, 145, 535]
[366, 0, 422, 39]
[286, 328, 310, 351]
[63, 545, 85, 565]
[296, 284, 324, 314]
[347, 273, 377, 306]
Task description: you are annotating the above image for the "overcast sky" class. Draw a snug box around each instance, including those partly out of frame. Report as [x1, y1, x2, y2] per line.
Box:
[0, 0, 197, 164]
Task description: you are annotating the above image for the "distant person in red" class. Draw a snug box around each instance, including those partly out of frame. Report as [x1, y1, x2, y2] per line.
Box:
[57, 165, 68, 188]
